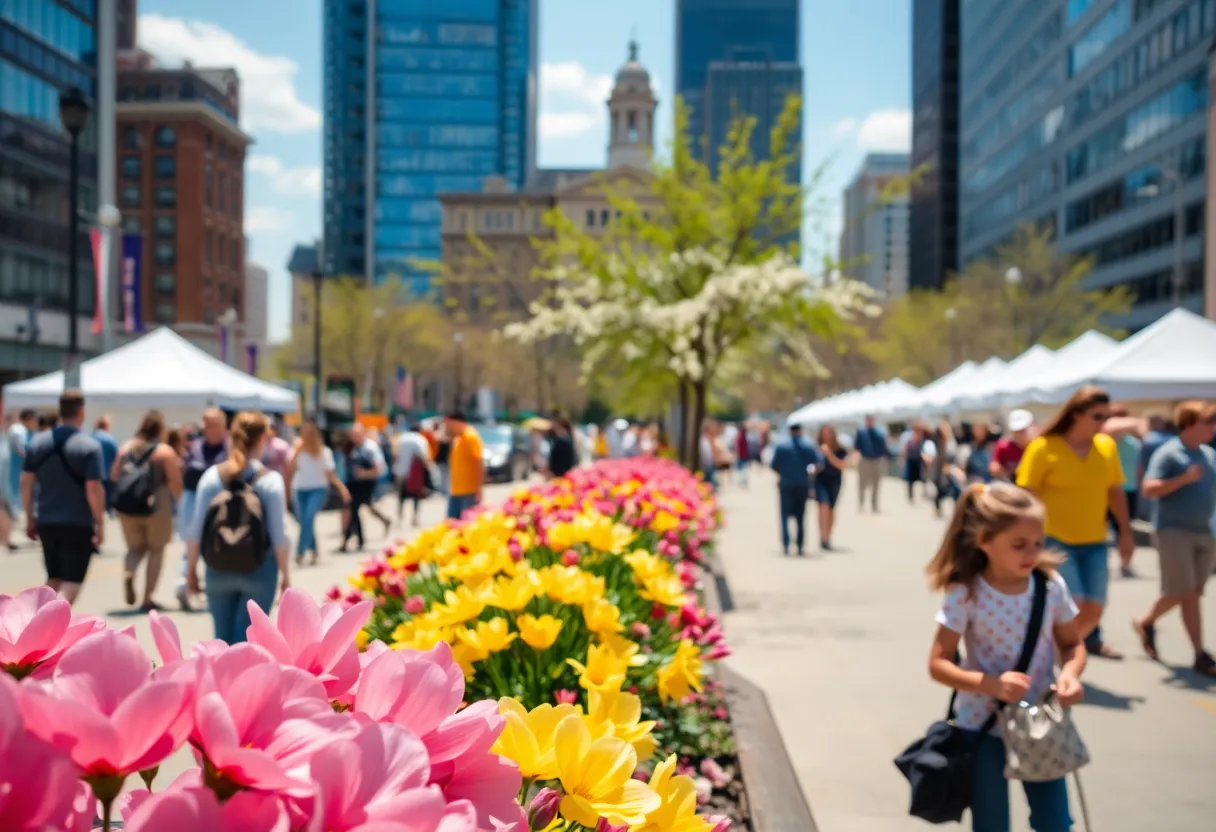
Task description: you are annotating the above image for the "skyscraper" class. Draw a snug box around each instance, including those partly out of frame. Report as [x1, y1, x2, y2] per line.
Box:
[958, 0, 1212, 330]
[839, 153, 912, 297]
[909, 0, 960, 291]
[323, 0, 538, 293]
[675, 0, 802, 168]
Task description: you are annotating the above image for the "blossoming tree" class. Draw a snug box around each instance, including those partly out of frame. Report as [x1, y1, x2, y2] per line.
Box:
[505, 96, 870, 464]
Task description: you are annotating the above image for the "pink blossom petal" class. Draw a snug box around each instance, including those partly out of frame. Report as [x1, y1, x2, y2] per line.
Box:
[10, 596, 70, 664]
[422, 700, 502, 765]
[244, 603, 294, 665]
[109, 679, 190, 771]
[148, 611, 183, 665]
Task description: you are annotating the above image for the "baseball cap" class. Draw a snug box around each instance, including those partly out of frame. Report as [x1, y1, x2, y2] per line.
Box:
[1007, 409, 1034, 432]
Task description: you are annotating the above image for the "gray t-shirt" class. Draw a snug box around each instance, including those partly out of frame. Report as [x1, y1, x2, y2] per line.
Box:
[23, 426, 104, 527]
[1145, 437, 1216, 533]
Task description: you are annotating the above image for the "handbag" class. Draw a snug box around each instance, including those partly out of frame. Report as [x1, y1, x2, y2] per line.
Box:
[998, 689, 1090, 782]
[893, 570, 1047, 824]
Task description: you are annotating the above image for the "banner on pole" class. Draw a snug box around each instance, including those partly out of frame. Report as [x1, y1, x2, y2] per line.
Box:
[245, 343, 258, 375]
[120, 233, 144, 333]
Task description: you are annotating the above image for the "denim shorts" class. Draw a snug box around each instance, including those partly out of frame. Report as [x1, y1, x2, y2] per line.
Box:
[1048, 537, 1110, 605]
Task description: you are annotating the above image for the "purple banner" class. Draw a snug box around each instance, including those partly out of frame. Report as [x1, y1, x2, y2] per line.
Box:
[245, 343, 258, 375]
[120, 233, 144, 334]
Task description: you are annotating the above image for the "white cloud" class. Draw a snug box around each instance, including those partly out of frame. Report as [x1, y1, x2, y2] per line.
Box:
[539, 61, 615, 140]
[137, 14, 320, 133]
[247, 154, 322, 196]
[830, 117, 858, 138]
[856, 108, 912, 151]
[245, 205, 294, 232]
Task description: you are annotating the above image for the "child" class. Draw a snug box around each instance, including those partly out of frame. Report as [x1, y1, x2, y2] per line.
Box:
[926, 482, 1088, 832]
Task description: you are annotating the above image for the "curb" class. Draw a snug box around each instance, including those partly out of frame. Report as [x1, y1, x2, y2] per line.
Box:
[702, 554, 820, 832]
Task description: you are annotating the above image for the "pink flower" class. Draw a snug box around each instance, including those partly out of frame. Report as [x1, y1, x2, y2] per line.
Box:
[0, 674, 81, 831]
[712, 706, 728, 720]
[706, 644, 732, 660]
[148, 611, 225, 667]
[630, 622, 651, 640]
[526, 788, 560, 830]
[326, 586, 344, 601]
[554, 689, 578, 705]
[19, 629, 191, 785]
[0, 586, 104, 679]
[345, 590, 366, 606]
[699, 758, 731, 789]
[404, 595, 427, 615]
[121, 787, 290, 832]
[353, 644, 465, 739]
[708, 815, 732, 832]
[245, 588, 372, 700]
[595, 818, 628, 832]
[309, 722, 451, 831]
[561, 549, 580, 566]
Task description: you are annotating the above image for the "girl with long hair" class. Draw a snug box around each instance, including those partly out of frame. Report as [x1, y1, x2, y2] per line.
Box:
[289, 418, 349, 566]
[815, 424, 849, 550]
[1017, 386, 1131, 660]
[926, 483, 1086, 830]
[183, 411, 290, 644]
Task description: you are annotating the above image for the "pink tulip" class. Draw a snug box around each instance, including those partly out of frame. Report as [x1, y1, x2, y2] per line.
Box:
[20, 629, 191, 788]
[0, 674, 81, 830]
[404, 595, 427, 615]
[334, 640, 390, 710]
[0, 586, 103, 679]
[554, 689, 578, 705]
[561, 549, 580, 566]
[245, 588, 372, 699]
[309, 722, 453, 831]
[121, 787, 290, 832]
[708, 815, 732, 832]
[148, 611, 225, 667]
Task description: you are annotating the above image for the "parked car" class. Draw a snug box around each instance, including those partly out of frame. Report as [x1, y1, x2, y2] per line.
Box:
[473, 423, 532, 483]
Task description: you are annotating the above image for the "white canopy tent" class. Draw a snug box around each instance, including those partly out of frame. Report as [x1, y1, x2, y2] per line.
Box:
[3, 328, 299, 438]
[788, 379, 919, 427]
[1024, 309, 1216, 404]
[995, 330, 1119, 408]
[950, 345, 1056, 414]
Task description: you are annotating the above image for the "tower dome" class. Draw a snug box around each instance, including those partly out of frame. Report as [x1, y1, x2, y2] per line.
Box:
[606, 39, 658, 170]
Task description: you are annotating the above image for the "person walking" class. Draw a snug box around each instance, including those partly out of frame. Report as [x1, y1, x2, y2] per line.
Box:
[289, 418, 349, 565]
[185, 411, 289, 644]
[92, 415, 119, 513]
[926, 419, 959, 519]
[1018, 385, 1133, 659]
[0, 426, 14, 553]
[7, 409, 35, 518]
[391, 423, 432, 528]
[925, 482, 1086, 831]
[546, 418, 577, 480]
[260, 423, 292, 480]
[1104, 405, 1143, 577]
[113, 410, 182, 612]
[902, 423, 927, 504]
[770, 423, 822, 557]
[20, 391, 106, 606]
[1132, 401, 1216, 676]
[340, 422, 390, 552]
[854, 415, 888, 512]
[815, 425, 848, 551]
[175, 408, 229, 611]
[990, 410, 1034, 482]
[445, 412, 484, 520]
[735, 422, 751, 488]
[956, 422, 995, 486]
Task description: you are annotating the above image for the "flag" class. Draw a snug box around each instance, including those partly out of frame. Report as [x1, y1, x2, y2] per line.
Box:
[394, 366, 414, 411]
[120, 233, 144, 333]
[88, 228, 108, 335]
[245, 343, 258, 375]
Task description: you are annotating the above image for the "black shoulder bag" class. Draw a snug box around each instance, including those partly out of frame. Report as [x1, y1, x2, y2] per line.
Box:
[893, 570, 1048, 824]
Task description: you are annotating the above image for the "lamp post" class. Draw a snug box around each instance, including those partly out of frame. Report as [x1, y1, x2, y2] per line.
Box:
[218, 307, 238, 367]
[944, 306, 958, 368]
[97, 204, 121, 354]
[453, 331, 465, 411]
[1005, 266, 1023, 355]
[312, 242, 324, 425]
[59, 87, 90, 389]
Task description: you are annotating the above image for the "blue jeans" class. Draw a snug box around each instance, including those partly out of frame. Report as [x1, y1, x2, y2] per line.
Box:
[971, 732, 1071, 831]
[205, 555, 278, 645]
[8, 461, 22, 515]
[1048, 538, 1110, 605]
[293, 488, 327, 556]
[175, 491, 198, 591]
[778, 484, 810, 551]
[447, 493, 478, 520]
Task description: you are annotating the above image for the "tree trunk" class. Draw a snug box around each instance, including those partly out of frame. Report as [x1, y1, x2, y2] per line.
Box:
[689, 379, 707, 475]
[675, 380, 691, 467]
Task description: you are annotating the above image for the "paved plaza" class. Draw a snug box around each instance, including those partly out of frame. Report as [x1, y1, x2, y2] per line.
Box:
[715, 469, 1216, 832]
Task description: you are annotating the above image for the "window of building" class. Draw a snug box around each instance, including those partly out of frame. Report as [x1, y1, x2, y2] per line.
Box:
[122, 214, 141, 233]
[155, 126, 176, 147]
[154, 155, 176, 178]
[121, 185, 139, 207]
[600, 209, 610, 226]
[155, 273, 176, 294]
[155, 242, 175, 266]
[155, 215, 175, 237]
[203, 307, 215, 325]
[231, 239, 239, 269]
[155, 302, 176, 323]
[205, 231, 212, 267]
[122, 125, 141, 149]
[218, 175, 227, 212]
[155, 186, 176, 207]
[121, 156, 140, 178]
[230, 180, 240, 216]
[205, 164, 214, 208]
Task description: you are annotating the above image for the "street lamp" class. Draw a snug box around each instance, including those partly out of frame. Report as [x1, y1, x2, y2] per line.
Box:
[1005, 266, 1023, 355]
[59, 86, 91, 389]
[97, 204, 121, 353]
[944, 307, 958, 368]
[453, 331, 465, 411]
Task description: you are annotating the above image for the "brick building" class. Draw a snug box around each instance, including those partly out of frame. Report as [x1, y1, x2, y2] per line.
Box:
[115, 50, 251, 330]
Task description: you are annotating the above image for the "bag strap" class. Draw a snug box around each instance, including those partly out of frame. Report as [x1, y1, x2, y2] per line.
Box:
[32, 431, 86, 489]
[948, 569, 1049, 730]
[129, 442, 158, 467]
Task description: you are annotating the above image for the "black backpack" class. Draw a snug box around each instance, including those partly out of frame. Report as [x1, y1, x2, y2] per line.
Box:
[113, 443, 160, 517]
[200, 469, 269, 573]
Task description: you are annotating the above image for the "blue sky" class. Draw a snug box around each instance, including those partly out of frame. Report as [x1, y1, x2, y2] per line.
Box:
[135, 0, 910, 340]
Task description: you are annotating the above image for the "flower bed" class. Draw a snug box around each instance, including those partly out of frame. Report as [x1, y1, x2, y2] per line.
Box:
[339, 458, 752, 830]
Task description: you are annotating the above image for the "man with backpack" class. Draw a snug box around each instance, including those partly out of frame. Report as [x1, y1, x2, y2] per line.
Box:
[174, 408, 229, 610]
[20, 390, 106, 605]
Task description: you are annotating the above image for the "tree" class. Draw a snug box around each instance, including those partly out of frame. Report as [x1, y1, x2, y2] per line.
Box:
[505, 95, 870, 465]
[865, 223, 1132, 383]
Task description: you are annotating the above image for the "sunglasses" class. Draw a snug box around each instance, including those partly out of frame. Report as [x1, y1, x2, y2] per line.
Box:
[1090, 412, 1111, 422]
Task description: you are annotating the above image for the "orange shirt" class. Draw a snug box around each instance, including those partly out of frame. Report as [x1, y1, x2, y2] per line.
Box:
[449, 426, 484, 497]
[421, 429, 439, 461]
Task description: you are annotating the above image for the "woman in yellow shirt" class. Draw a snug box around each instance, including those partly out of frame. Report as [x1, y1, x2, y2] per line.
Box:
[1017, 385, 1133, 659]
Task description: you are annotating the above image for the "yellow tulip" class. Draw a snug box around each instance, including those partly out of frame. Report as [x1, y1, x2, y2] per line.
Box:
[553, 714, 660, 828]
[584, 687, 658, 763]
[355, 629, 370, 650]
[657, 640, 704, 704]
[631, 755, 713, 832]
[486, 573, 536, 611]
[638, 573, 690, 608]
[624, 549, 669, 582]
[567, 643, 630, 692]
[516, 614, 563, 650]
[651, 510, 680, 534]
[582, 598, 624, 636]
[491, 697, 580, 780]
[457, 617, 517, 654]
[597, 633, 647, 667]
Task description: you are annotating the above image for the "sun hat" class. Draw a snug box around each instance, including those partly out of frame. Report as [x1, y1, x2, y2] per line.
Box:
[1007, 409, 1034, 432]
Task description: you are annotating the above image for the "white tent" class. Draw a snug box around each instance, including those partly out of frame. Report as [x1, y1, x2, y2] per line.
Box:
[950, 345, 1056, 414]
[3, 328, 299, 438]
[1027, 309, 1216, 404]
[998, 330, 1119, 407]
[788, 379, 920, 427]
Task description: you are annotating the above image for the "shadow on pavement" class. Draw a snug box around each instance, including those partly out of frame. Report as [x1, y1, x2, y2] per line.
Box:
[1162, 665, 1216, 692]
[1079, 681, 1147, 711]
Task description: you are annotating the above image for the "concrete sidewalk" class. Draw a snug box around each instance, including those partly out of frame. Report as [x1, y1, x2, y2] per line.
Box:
[714, 470, 1216, 832]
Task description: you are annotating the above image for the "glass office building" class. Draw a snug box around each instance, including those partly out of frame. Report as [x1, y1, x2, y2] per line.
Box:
[323, 0, 537, 293]
[0, 0, 99, 380]
[958, 0, 1212, 329]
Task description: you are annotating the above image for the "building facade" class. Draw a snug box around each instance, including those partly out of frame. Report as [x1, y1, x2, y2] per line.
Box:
[322, 0, 538, 292]
[959, 0, 1212, 330]
[909, 0, 960, 291]
[0, 0, 102, 383]
[115, 52, 252, 331]
[244, 261, 269, 350]
[839, 153, 912, 297]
